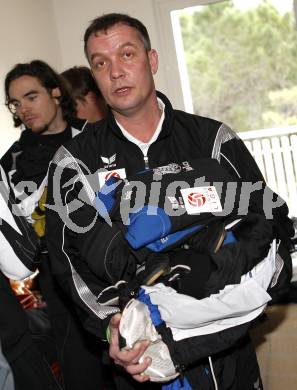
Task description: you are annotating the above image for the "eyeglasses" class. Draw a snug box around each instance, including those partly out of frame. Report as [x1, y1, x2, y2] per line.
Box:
[7, 101, 20, 114]
[7, 89, 51, 115]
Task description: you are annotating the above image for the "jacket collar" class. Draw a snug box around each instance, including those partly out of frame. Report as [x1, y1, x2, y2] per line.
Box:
[68, 117, 89, 136]
[106, 91, 173, 142]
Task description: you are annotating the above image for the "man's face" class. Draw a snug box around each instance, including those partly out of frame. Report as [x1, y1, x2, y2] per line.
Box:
[86, 23, 158, 117]
[8, 75, 62, 134]
[74, 92, 107, 123]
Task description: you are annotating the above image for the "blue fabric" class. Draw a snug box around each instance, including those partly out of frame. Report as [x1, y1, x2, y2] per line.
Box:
[223, 230, 237, 245]
[125, 206, 172, 249]
[162, 377, 192, 390]
[137, 288, 163, 327]
[146, 225, 237, 252]
[146, 224, 203, 252]
[94, 176, 120, 217]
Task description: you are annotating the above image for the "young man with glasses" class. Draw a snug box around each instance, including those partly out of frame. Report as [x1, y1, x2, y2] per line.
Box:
[1, 60, 108, 390]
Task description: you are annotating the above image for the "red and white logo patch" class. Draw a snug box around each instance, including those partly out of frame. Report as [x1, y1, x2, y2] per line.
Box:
[181, 186, 222, 214]
[187, 192, 206, 208]
[105, 171, 121, 181]
[98, 168, 126, 188]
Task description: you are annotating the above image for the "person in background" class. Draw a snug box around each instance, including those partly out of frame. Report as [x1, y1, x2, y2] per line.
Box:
[61, 66, 107, 123]
[1, 60, 108, 390]
[0, 164, 61, 390]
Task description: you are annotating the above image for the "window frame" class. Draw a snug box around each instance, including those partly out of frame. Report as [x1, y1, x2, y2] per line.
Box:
[153, 0, 227, 111]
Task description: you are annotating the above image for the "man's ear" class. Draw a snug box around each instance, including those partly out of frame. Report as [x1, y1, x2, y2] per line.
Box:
[51, 87, 62, 104]
[148, 49, 158, 75]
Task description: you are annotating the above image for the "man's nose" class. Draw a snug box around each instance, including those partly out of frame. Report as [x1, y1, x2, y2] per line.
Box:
[110, 60, 125, 80]
[20, 101, 31, 114]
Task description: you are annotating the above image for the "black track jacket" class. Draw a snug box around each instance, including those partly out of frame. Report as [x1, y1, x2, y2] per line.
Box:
[46, 92, 293, 388]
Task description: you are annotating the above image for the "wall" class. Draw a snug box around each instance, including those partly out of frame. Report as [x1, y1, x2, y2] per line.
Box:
[250, 304, 297, 390]
[0, 0, 62, 156]
[0, 0, 182, 157]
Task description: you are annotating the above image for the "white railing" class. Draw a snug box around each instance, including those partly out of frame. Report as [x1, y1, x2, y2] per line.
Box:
[239, 125, 297, 217]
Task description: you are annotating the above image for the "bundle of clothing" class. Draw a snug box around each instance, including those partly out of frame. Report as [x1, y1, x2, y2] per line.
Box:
[92, 158, 280, 388]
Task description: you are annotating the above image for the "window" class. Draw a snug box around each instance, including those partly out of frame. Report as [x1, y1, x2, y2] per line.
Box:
[172, 0, 297, 132]
[155, 0, 297, 215]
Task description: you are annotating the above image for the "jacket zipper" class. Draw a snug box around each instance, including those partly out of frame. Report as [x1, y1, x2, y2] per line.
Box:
[144, 156, 149, 169]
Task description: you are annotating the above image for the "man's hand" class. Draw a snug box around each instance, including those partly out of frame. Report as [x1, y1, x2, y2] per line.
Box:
[109, 313, 151, 382]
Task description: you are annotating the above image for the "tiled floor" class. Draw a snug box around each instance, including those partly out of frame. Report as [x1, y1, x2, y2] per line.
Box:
[250, 304, 297, 390]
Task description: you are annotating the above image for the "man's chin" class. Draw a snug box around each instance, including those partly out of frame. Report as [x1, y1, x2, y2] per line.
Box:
[30, 126, 48, 134]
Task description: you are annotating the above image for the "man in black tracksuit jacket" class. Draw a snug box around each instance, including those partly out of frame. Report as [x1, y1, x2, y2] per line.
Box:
[46, 13, 293, 390]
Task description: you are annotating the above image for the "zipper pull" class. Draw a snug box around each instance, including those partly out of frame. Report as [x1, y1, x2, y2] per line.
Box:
[144, 156, 149, 169]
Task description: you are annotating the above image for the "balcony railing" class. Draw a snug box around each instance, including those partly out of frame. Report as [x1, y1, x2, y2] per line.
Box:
[239, 125, 297, 217]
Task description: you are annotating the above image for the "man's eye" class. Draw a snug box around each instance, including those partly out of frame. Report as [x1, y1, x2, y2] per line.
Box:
[94, 60, 105, 69]
[28, 94, 38, 101]
[123, 51, 133, 59]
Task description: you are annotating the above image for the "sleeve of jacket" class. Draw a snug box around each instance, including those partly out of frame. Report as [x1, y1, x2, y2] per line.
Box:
[46, 147, 119, 339]
[212, 123, 294, 300]
[0, 165, 38, 280]
[212, 124, 292, 232]
[0, 142, 18, 176]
